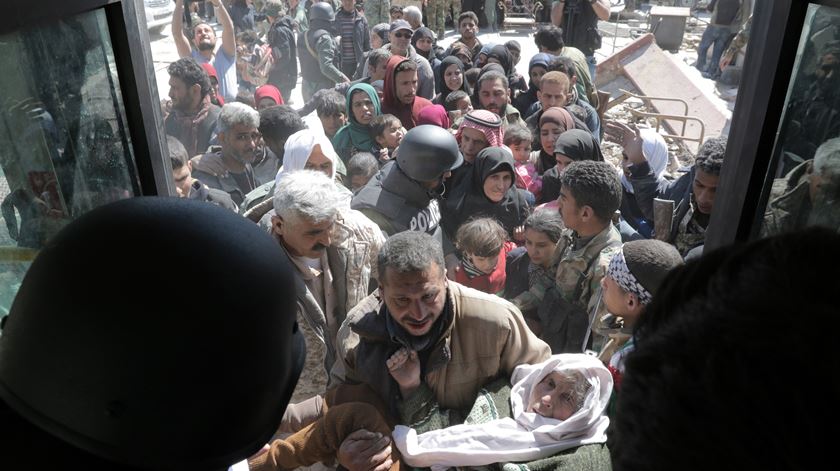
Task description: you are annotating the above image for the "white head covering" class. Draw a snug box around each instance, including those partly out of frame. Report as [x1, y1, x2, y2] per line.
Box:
[274, 129, 338, 187]
[622, 128, 669, 194]
[392, 354, 613, 471]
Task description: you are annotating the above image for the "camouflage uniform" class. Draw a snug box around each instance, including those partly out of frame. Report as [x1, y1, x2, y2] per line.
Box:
[363, 0, 391, 28]
[760, 160, 812, 238]
[535, 225, 622, 353]
[426, 0, 460, 40]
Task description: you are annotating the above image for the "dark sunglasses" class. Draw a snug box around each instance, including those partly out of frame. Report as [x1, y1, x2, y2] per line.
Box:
[394, 31, 412, 39]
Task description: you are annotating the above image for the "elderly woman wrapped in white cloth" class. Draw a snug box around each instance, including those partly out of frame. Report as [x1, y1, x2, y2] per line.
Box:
[391, 352, 613, 471]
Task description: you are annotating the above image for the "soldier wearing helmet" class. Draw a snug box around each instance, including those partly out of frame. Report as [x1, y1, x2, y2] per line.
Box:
[0, 197, 303, 469]
[351, 125, 463, 240]
[298, 2, 349, 101]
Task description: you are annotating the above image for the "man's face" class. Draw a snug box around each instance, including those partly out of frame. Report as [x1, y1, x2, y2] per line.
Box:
[273, 214, 335, 259]
[168, 76, 200, 113]
[600, 275, 638, 322]
[395, 69, 418, 105]
[538, 81, 569, 110]
[258, 97, 278, 110]
[319, 112, 347, 138]
[390, 29, 412, 55]
[350, 174, 370, 190]
[529, 66, 547, 89]
[172, 164, 194, 197]
[816, 53, 840, 84]
[351, 91, 376, 125]
[524, 228, 554, 267]
[459, 19, 477, 40]
[193, 23, 217, 52]
[303, 144, 334, 177]
[459, 127, 489, 163]
[528, 371, 578, 420]
[340, 0, 354, 12]
[692, 168, 720, 215]
[478, 78, 509, 115]
[381, 263, 447, 337]
[221, 124, 260, 164]
[559, 184, 584, 232]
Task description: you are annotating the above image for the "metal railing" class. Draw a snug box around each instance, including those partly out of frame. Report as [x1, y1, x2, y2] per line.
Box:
[609, 89, 706, 146]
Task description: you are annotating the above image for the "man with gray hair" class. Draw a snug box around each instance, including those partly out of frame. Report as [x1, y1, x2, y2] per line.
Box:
[762, 137, 840, 236]
[271, 169, 385, 407]
[190, 102, 262, 205]
[403, 5, 423, 30]
[329, 231, 550, 470]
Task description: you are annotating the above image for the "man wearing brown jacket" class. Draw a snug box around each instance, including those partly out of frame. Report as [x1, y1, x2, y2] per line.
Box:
[328, 231, 551, 470]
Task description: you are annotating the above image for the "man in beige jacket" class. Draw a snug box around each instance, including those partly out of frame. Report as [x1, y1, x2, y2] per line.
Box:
[328, 231, 550, 471]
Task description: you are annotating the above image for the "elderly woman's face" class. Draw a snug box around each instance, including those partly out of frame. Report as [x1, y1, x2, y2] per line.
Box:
[529, 372, 578, 420]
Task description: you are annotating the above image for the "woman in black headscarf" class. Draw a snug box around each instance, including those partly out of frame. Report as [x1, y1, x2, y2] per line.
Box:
[539, 129, 605, 204]
[443, 147, 530, 240]
[411, 26, 442, 75]
[433, 56, 471, 105]
[486, 45, 527, 94]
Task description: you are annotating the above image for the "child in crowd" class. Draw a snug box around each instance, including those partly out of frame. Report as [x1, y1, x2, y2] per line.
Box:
[346, 152, 380, 192]
[389, 5, 404, 21]
[596, 240, 683, 387]
[453, 218, 517, 295]
[533, 160, 624, 353]
[504, 209, 565, 328]
[504, 124, 541, 203]
[248, 353, 613, 471]
[443, 90, 473, 125]
[464, 67, 481, 92]
[368, 114, 404, 163]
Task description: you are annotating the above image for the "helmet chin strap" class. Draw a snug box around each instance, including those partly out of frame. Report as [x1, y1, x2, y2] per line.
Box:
[426, 178, 446, 199]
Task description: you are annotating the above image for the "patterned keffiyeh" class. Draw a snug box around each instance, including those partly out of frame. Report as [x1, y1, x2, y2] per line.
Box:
[606, 248, 653, 305]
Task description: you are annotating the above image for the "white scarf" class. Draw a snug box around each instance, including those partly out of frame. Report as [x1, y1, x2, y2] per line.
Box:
[392, 354, 613, 471]
[622, 128, 669, 194]
[274, 129, 338, 187]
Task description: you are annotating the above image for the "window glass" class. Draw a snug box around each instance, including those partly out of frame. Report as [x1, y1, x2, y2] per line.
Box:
[0, 9, 139, 317]
[758, 4, 840, 237]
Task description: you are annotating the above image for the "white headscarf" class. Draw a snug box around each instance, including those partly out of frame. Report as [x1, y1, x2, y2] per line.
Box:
[392, 354, 613, 471]
[622, 128, 669, 194]
[274, 129, 338, 187]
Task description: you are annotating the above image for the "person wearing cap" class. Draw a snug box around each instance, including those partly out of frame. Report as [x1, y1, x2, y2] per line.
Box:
[200, 62, 225, 106]
[596, 239, 683, 389]
[330, 230, 551, 470]
[352, 125, 462, 242]
[450, 109, 504, 188]
[380, 55, 434, 130]
[367, 20, 434, 100]
[298, 2, 349, 102]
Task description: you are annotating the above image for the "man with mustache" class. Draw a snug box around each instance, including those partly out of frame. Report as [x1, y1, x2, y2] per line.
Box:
[270, 170, 385, 408]
[474, 70, 526, 130]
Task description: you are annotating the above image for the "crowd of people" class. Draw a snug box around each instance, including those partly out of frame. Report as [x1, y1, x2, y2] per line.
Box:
[134, 1, 840, 470]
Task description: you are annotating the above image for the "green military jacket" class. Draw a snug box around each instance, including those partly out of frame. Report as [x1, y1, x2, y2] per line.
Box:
[760, 160, 812, 238]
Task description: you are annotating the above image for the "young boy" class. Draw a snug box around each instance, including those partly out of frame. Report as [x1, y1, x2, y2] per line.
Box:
[596, 239, 683, 385]
[453, 218, 517, 295]
[389, 4, 404, 21]
[535, 160, 624, 353]
[504, 124, 541, 202]
[368, 114, 404, 163]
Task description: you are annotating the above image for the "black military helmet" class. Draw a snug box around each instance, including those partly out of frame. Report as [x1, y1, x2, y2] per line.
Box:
[397, 125, 463, 182]
[0, 197, 304, 469]
[309, 1, 335, 22]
